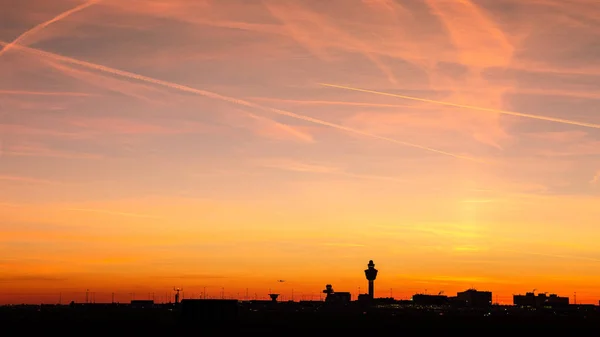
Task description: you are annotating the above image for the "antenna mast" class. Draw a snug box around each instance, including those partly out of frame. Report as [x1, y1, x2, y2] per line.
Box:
[174, 287, 182, 304]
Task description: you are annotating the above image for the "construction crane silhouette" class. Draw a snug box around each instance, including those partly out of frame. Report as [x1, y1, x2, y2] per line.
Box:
[174, 287, 183, 304]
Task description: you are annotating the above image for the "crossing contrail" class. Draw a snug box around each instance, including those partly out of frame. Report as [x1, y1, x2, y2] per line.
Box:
[320, 83, 600, 130]
[0, 41, 484, 163]
[0, 0, 101, 58]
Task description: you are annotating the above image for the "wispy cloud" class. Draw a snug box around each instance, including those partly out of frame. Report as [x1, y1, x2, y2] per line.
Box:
[501, 249, 600, 263]
[0, 202, 25, 208]
[0, 275, 67, 283]
[1, 143, 102, 160]
[591, 171, 600, 185]
[413, 226, 483, 239]
[0, 124, 85, 138]
[341, 172, 407, 184]
[264, 1, 393, 83]
[256, 158, 407, 183]
[320, 242, 365, 248]
[460, 199, 498, 203]
[258, 159, 339, 174]
[452, 246, 485, 252]
[427, 275, 521, 285]
[67, 117, 214, 136]
[0, 175, 58, 185]
[0, 41, 482, 163]
[159, 274, 226, 280]
[0, 90, 95, 97]
[242, 111, 315, 143]
[64, 208, 163, 219]
[426, 0, 513, 67]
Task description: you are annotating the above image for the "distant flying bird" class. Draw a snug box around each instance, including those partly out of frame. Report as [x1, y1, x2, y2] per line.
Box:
[278, 280, 285, 283]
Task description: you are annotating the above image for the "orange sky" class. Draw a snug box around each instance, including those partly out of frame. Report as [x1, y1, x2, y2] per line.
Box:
[1, 0, 600, 305]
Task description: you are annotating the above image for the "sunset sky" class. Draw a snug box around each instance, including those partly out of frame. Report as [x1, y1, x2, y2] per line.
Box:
[1, 0, 600, 305]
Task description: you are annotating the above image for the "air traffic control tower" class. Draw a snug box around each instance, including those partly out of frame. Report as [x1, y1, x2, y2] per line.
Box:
[364, 260, 378, 299]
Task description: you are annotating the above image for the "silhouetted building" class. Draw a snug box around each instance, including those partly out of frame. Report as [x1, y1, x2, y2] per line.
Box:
[247, 300, 278, 311]
[456, 289, 492, 308]
[372, 297, 396, 305]
[412, 294, 449, 306]
[448, 297, 468, 308]
[545, 294, 569, 307]
[322, 284, 351, 304]
[364, 260, 378, 300]
[514, 293, 569, 308]
[329, 292, 351, 304]
[180, 299, 238, 323]
[130, 300, 154, 308]
[357, 294, 372, 302]
[513, 293, 536, 307]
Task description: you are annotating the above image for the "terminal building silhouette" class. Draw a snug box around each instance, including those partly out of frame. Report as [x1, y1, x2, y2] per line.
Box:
[513, 292, 569, 308]
[411, 289, 492, 308]
[322, 284, 351, 304]
[456, 289, 493, 308]
[412, 293, 449, 306]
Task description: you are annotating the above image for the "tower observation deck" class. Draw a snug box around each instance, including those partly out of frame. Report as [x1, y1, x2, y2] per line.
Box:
[364, 260, 378, 299]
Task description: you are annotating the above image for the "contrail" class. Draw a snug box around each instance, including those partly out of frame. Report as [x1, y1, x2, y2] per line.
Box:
[0, 0, 101, 58]
[248, 97, 424, 109]
[0, 42, 483, 163]
[0, 90, 94, 97]
[320, 83, 600, 130]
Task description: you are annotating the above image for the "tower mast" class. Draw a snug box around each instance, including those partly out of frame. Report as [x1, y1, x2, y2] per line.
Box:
[174, 287, 182, 304]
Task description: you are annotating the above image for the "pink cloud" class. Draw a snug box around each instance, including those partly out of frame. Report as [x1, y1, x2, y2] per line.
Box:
[0, 175, 58, 185]
[591, 171, 600, 185]
[1, 142, 102, 160]
[0, 124, 85, 138]
[219, 108, 315, 144]
[66, 117, 215, 136]
[523, 131, 600, 157]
